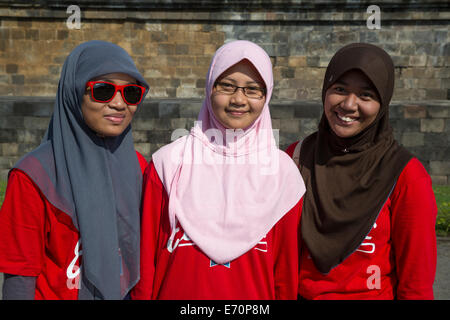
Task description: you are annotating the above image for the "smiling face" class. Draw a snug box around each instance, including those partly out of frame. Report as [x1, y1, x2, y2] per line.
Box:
[210, 60, 266, 130]
[81, 72, 139, 137]
[324, 69, 381, 138]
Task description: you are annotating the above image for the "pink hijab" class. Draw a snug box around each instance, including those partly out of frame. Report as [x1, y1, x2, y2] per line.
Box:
[152, 40, 305, 264]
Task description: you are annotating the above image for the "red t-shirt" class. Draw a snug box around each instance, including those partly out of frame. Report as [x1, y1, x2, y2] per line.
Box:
[131, 162, 301, 300]
[286, 141, 437, 300]
[0, 151, 148, 300]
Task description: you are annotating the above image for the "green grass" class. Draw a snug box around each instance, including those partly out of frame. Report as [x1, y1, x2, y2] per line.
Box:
[0, 180, 449, 236]
[434, 185, 450, 237]
[0, 180, 6, 208]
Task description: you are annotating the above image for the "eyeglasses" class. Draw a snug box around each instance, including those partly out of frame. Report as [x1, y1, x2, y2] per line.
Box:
[214, 82, 266, 99]
[85, 81, 146, 105]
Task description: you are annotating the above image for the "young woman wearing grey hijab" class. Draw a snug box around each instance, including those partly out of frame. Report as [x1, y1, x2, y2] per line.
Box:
[0, 40, 149, 299]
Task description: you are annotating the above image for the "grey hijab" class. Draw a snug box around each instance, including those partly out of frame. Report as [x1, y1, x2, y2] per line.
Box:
[13, 40, 149, 299]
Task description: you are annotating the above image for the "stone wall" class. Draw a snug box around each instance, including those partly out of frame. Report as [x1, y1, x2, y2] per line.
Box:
[0, 0, 449, 100]
[0, 1, 449, 184]
[1, 97, 449, 184]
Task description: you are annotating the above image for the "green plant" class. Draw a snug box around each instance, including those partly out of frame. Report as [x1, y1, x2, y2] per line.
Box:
[433, 185, 450, 237]
[0, 180, 6, 208]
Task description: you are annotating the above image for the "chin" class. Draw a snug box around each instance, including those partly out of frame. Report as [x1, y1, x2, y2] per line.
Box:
[331, 127, 357, 139]
[98, 128, 125, 137]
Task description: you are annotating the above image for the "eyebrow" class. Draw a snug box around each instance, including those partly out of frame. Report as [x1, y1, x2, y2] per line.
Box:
[221, 77, 264, 86]
[334, 80, 375, 91]
[95, 77, 137, 84]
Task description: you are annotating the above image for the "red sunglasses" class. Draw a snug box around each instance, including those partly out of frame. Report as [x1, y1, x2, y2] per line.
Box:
[86, 81, 146, 105]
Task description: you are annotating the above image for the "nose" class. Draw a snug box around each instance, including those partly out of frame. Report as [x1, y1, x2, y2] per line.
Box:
[341, 93, 358, 111]
[108, 91, 127, 109]
[230, 87, 247, 105]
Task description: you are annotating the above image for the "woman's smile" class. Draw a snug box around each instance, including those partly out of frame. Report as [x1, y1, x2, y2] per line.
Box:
[334, 111, 359, 125]
[104, 113, 126, 124]
[225, 108, 249, 117]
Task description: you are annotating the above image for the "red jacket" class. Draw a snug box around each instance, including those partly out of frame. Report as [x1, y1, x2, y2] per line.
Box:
[131, 161, 301, 300]
[0, 152, 147, 299]
[286, 141, 437, 300]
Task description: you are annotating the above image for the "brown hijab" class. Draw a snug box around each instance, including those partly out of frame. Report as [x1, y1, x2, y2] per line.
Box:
[299, 43, 413, 274]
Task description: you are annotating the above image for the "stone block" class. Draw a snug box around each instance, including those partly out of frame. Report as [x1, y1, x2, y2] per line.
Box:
[179, 101, 202, 118]
[430, 161, 450, 175]
[11, 29, 25, 40]
[0, 116, 24, 129]
[428, 104, 449, 118]
[280, 119, 301, 133]
[431, 175, 448, 186]
[13, 100, 54, 117]
[18, 143, 37, 155]
[133, 118, 171, 131]
[0, 100, 14, 115]
[388, 103, 404, 119]
[425, 89, 447, 100]
[6, 64, 18, 74]
[403, 105, 426, 118]
[281, 68, 295, 79]
[400, 132, 424, 147]
[288, 56, 307, 67]
[158, 43, 176, 55]
[56, 30, 68, 40]
[23, 117, 50, 130]
[11, 75, 24, 85]
[0, 169, 9, 181]
[424, 132, 449, 148]
[0, 129, 17, 143]
[25, 29, 39, 40]
[420, 119, 444, 133]
[276, 89, 297, 100]
[158, 102, 180, 118]
[293, 101, 322, 118]
[299, 118, 319, 136]
[271, 118, 281, 130]
[407, 145, 450, 162]
[0, 143, 19, 156]
[147, 130, 173, 144]
[270, 103, 295, 119]
[409, 55, 427, 67]
[135, 101, 159, 118]
[389, 118, 420, 132]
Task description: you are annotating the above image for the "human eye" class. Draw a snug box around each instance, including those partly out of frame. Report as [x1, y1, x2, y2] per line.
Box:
[217, 82, 236, 92]
[333, 86, 346, 94]
[220, 82, 233, 87]
[244, 86, 265, 99]
[360, 91, 375, 100]
[246, 85, 262, 92]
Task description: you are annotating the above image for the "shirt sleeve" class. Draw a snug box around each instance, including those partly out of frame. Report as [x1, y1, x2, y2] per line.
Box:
[0, 169, 46, 276]
[271, 199, 302, 300]
[2, 274, 36, 300]
[130, 161, 168, 300]
[135, 151, 149, 174]
[285, 141, 300, 158]
[391, 158, 437, 300]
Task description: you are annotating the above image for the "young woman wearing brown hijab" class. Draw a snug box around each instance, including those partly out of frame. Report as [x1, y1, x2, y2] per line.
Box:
[286, 43, 437, 299]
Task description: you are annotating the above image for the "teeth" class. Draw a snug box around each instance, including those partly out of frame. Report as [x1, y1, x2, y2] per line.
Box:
[337, 114, 356, 122]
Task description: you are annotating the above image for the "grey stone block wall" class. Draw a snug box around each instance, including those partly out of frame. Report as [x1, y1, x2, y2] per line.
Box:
[1, 97, 449, 185]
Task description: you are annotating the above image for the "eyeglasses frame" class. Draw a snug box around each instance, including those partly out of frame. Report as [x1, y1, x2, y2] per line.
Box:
[213, 81, 266, 99]
[85, 81, 146, 105]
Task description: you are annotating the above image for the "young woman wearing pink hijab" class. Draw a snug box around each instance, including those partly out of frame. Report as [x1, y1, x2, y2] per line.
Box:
[131, 40, 305, 300]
